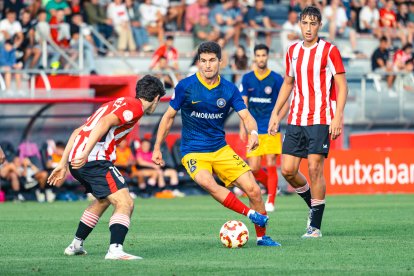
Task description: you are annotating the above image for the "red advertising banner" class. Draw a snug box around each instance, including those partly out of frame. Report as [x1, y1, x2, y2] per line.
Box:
[299, 150, 414, 194]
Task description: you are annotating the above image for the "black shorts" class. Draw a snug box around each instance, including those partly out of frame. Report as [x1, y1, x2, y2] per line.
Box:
[69, 160, 128, 199]
[282, 124, 330, 158]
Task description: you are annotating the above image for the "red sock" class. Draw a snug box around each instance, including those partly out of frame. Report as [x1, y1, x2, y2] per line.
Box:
[267, 166, 278, 204]
[222, 192, 250, 216]
[254, 211, 267, 238]
[253, 168, 268, 188]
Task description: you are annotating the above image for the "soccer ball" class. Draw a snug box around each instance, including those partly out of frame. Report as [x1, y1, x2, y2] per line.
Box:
[219, 220, 249, 248]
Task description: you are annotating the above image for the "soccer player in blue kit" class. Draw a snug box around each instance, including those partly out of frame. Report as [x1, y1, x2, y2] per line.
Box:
[152, 41, 280, 246]
[239, 44, 286, 212]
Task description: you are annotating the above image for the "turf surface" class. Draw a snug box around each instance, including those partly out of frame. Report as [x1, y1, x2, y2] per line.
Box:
[0, 194, 413, 275]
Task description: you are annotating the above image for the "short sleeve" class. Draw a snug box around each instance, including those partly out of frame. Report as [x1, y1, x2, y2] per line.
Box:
[327, 46, 345, 75]
[230, 85, 247, 112]
[170, 81, 186, 111]
[285, 49, 294, 77]
[239, 75, 248, 97]
[113, 98, 144, 125]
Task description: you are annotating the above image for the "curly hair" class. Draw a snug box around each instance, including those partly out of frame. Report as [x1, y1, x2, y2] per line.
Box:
[300, 6, 322, 23]
[198, 41, 222, 60]
[135, 75, 166, 102]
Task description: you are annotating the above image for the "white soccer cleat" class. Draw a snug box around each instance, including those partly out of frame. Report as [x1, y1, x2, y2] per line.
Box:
[105, 244, 142, 260]
[265, 202, 275, 212]
[302, 226, 322, 238]
[64, 243, 87, 256]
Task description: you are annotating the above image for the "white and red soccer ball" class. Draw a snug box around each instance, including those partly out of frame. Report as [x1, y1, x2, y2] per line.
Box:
[219, 220, 249, 248]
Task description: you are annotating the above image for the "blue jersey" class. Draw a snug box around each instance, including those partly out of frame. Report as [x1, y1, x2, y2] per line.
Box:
[240, 70, 283, 134]
[170, 73, 246, 156]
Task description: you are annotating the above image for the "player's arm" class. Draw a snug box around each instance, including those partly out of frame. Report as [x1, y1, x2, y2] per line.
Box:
[239, 96, 248, 142]
[71, 113, 121, 169]
[268, 75, 294, 135]
[47, 125, 83, 185]
[330, 73, 348, 140]
[152, 106, 178, 166]
[238, 109, 259, 152]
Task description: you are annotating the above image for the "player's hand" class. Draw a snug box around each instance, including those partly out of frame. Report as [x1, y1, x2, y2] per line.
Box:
[152, 148, 165, 166]
[47, 164, 67, 186]
[268, 114, 280, 136]
[239, 127, 247, 143]
[70, 153, 87, 169]
[246, 132, 259, 152]
[0, 147, 5, 165]
[329, 116, 342, 140]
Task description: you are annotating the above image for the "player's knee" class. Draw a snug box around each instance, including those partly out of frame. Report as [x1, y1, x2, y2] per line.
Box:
[281, 167, 296, 180]
[244, 184, 261, 200]
[250, 166, 261, 174]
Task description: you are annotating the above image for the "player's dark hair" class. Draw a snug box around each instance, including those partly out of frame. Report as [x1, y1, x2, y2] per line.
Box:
[166, 35, 174, 41]
[135, 75, 166, 102]
[198, 41, 222, 60]
[402, 43, 413, 51]
[55, 141, 65, 148]
[379, 36, 388, 43]
[300, 6, 322, 23]
[254, 44, 269, 55]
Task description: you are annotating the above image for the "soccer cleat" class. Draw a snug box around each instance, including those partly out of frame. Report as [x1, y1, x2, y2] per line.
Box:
[302, 226, 322, 238]
[105, 244, 142, 260]
[265, 202, 275, 212]
[248, 211, 269, 227]
[257, 236, 281, 247]
[64, 243, 87, 256]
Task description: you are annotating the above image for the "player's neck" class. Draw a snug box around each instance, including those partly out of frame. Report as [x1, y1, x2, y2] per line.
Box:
[140, 99, 152, 112]
[199, 72, 219, 86]
[303, 37, 319, 48]
[255, 67, 269, 76]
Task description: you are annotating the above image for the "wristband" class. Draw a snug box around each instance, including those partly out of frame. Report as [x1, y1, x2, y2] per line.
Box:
[250, 130, 258, 136]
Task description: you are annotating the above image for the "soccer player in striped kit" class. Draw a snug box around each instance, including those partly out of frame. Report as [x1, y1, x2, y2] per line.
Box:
[48, 75, 165, 259]
[268, 6, 348, 238]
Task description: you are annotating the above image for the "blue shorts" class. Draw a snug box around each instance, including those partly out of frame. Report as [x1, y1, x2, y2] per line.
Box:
[282, 125, 330, 158]
[69, 160, 128, 199]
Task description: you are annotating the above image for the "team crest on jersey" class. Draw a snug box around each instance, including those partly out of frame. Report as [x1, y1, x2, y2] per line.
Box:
[217, 98, 226, 108]
[264, 86, 272, 94]
[123, 110, 133, 122]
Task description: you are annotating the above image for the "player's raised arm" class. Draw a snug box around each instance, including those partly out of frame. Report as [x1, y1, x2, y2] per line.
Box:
[71, 114, 121, 169]
[268, 75, 294, 135]
[330, 73, 348, 140]
[48, 125, 83, 186]
[152, 106, 178, 166]
[238, 109, 259, 152]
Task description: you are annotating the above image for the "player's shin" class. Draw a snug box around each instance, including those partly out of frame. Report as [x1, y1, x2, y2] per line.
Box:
[74, 210, 100, 246]
[222, 191, 251, 216]
[310, 199, 325, 230]
[295, 182, 312, 208]
[266, 166, 278, 205]
[254, 211, 267, 239]
[109, 213, 130, 246]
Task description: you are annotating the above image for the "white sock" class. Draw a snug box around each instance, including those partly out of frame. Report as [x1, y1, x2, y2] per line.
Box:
[109, 243, 123, 251]
[247, 209, 255, 217]
[257, 237, 263, 241]
[73, 237, 83, 248]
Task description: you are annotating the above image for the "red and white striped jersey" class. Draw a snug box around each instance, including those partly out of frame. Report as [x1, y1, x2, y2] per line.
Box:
[69, 97, 144, 163]
[285, 39, 345, 126]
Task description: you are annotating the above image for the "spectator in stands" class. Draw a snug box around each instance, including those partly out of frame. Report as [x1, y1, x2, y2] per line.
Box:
[35, 9, 60, 69]
[397, 3, 414, 44]
[139, 0, 165, 44]
[107, 0, 136, 53]
[136, 139, 180, 197]
[231, 44, 248, 84]
[217, 36, 232, 81]
[0, 158, 24, 201]
[0, 10, 24, 48]
[408, 3, 414, 26]
[19, 9, 42, 69]
[125, 0, 153, 52]
[2, 0, 25, 19]
[28, 0, 43, 20]
[152, 56, 176, 88]
[84, 0, 113, 56]
[209, 0, 242, 45]
[281, 10, 301, 55]
[192, 13, 220, 48]
[0, 146, 5, 164]
[322, 0, 359, 54]
[359, 0, 381, 37]
[45, 0, 71, 22]
[150, 35, 179, 70]
[185, 0, 210, 32]
[393, 43, 413, 72]
[50, 9, 76, 69]
[402, 58, 414, 92]
[70, 13, 98, 74]
[152, 0, 185, 31]
[246, 0, 275, 48]
[379, 0, 407, 45]
[291, 0, 325, 14]
[371, 36, 395, 95]
[0, 40, 23, 91]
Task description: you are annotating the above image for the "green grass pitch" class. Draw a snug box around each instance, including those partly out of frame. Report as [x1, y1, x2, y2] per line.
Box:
[0, 194, 413, 275]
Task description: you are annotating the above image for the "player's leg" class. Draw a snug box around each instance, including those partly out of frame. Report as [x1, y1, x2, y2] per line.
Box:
[265, 154, 278, 211]
[233, 171, 280, 246]
[65, 198, 110, 255]
[105, 188, 142, 260]
[248, 155, 268, 188]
